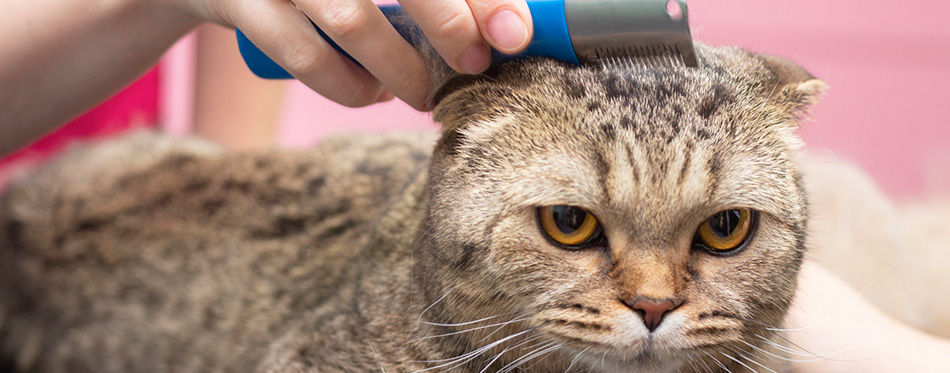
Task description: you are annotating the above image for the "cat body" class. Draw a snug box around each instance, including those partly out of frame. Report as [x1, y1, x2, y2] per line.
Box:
[0, 44, 823, 372]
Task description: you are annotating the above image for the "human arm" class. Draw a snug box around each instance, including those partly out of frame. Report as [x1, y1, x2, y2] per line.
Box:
[191, 23, 285, 151]
[1, 0, 533, 156]
[789, 261, 950, 371]
[0, 0, 200, 156]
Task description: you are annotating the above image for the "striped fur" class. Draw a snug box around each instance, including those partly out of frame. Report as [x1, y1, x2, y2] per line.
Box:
[0, 44, 822, 372]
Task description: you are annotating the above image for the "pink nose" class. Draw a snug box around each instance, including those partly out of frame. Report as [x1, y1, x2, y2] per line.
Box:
[624, 297, 681, 332]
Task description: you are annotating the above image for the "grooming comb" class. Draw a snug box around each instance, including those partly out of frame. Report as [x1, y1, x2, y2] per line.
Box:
[236, 0, 697, 79]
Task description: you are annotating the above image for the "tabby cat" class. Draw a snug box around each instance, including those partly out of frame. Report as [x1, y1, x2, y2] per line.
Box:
[0, 39, 824, 372]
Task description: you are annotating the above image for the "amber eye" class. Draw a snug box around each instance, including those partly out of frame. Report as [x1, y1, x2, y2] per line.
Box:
[695, 208, 756, 253]
[539, 206, 602, 247]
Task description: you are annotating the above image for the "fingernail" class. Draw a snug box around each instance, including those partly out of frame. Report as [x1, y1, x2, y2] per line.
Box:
[486, 10, 528, 53]
[457, 43, 491, 74]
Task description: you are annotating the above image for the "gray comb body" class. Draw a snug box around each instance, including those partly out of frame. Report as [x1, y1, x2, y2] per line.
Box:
[566, 0, 698, 68]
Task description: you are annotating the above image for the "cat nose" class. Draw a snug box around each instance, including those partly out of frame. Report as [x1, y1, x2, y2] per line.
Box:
[623, 297, 683, 332]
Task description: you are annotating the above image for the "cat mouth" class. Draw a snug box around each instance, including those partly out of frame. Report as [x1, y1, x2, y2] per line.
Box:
[628, 344, 670, 364]
[568, 345, 685, 373]
[616, 340, 670, 364]
[540, 328, 685, 369]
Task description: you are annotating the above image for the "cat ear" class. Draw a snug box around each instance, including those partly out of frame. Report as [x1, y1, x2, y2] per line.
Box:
[414, 41, 471, 110]
[755, 54, 827, 116]
[384, 9, 470, 110]
[394, 16, 500, 153]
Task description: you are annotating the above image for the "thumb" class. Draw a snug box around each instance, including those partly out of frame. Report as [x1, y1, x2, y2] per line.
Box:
[467, 0, 533, 54]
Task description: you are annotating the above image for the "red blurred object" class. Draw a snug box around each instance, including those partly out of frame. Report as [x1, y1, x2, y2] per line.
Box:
[0, 67, 160, 169]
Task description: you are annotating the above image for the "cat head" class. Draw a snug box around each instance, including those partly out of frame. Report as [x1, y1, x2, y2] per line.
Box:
[417, 44, 824, 370]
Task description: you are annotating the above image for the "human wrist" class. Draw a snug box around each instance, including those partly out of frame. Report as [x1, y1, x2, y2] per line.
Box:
[128, 0, 205, 33]
[0, 0, 204, 154]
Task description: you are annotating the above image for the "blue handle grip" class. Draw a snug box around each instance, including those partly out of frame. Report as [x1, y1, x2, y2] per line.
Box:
[236, 0, 577, 79]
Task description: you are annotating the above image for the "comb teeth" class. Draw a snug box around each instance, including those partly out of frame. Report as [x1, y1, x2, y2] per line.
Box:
[598, 55, 685, 71]
[593, 44, 689, 69]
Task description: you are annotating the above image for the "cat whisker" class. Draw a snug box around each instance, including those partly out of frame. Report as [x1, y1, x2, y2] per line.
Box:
[758, 336, 883, 366]
[682, 354, 699, 373]
[690, 352, 715, 373]
[779, 323, 890, 344]
[498, 340, 562, 373]
[412, 316, 532, 342]
[752, 332, 855, 361]
[505, 341, 554, 372]
[780, 253, 912, 333]
[720, 350, 759, 373]
[369, 344, 387, 373]
[764, 82, 780, 105]
[476, 332, 546, 371]
[700, 311, 780, 331]
[737, 339, 823, 363]
[737, 351, 778, 373]
[407, 224, 436, 312]
[420, 310, 523, 328]
[700, 350, 733, 373]
[411, 225, 437, 240]
[753, 333, 818, 357]
[477, 335, 543, 373]
[738, 343, 793, 367]
[709, 310, 877, 359]
[410, 328, 534, 372]
[682, 353, 701, 373]
[521, 343, 565, 372]
[416, 285, 459, 325]
[692, 350, 716, 373]
[564, 346, 591, 373]
[474, 312, 533, 344]
[696, 358, 714, 373]
[715, 312, 872, 361]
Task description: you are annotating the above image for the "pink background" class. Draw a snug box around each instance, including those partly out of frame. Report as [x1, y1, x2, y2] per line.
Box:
[689, 1, 950, 199]
[163, 0, 950, 199]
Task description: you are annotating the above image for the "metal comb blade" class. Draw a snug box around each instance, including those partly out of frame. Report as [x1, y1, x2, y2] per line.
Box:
[566, 0, 698, 68]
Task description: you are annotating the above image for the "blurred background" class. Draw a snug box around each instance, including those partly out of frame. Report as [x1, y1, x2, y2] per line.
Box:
[163, 0, 949, 199]
[4, 1, 944, 200]
[691, 0, 950, 199]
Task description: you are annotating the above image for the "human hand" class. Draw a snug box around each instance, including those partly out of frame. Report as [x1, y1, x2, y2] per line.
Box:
[159, 0, 533, 110]
[788, 261, 950, 371]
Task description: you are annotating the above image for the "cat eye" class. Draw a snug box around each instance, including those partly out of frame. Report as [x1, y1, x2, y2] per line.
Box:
[538, 205, 603, 248]
[694, 208, 756, 254]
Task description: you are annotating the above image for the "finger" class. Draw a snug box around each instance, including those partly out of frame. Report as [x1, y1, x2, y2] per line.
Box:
[228, 0, 385, 107]
[302, 0, 430, 110]
[467, 0, 533, 54]
[376, 89, 395, 103]
[399, 0, 491, 74]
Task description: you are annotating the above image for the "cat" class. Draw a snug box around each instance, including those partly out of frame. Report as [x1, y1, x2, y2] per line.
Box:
[0, 38, 825, 372]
